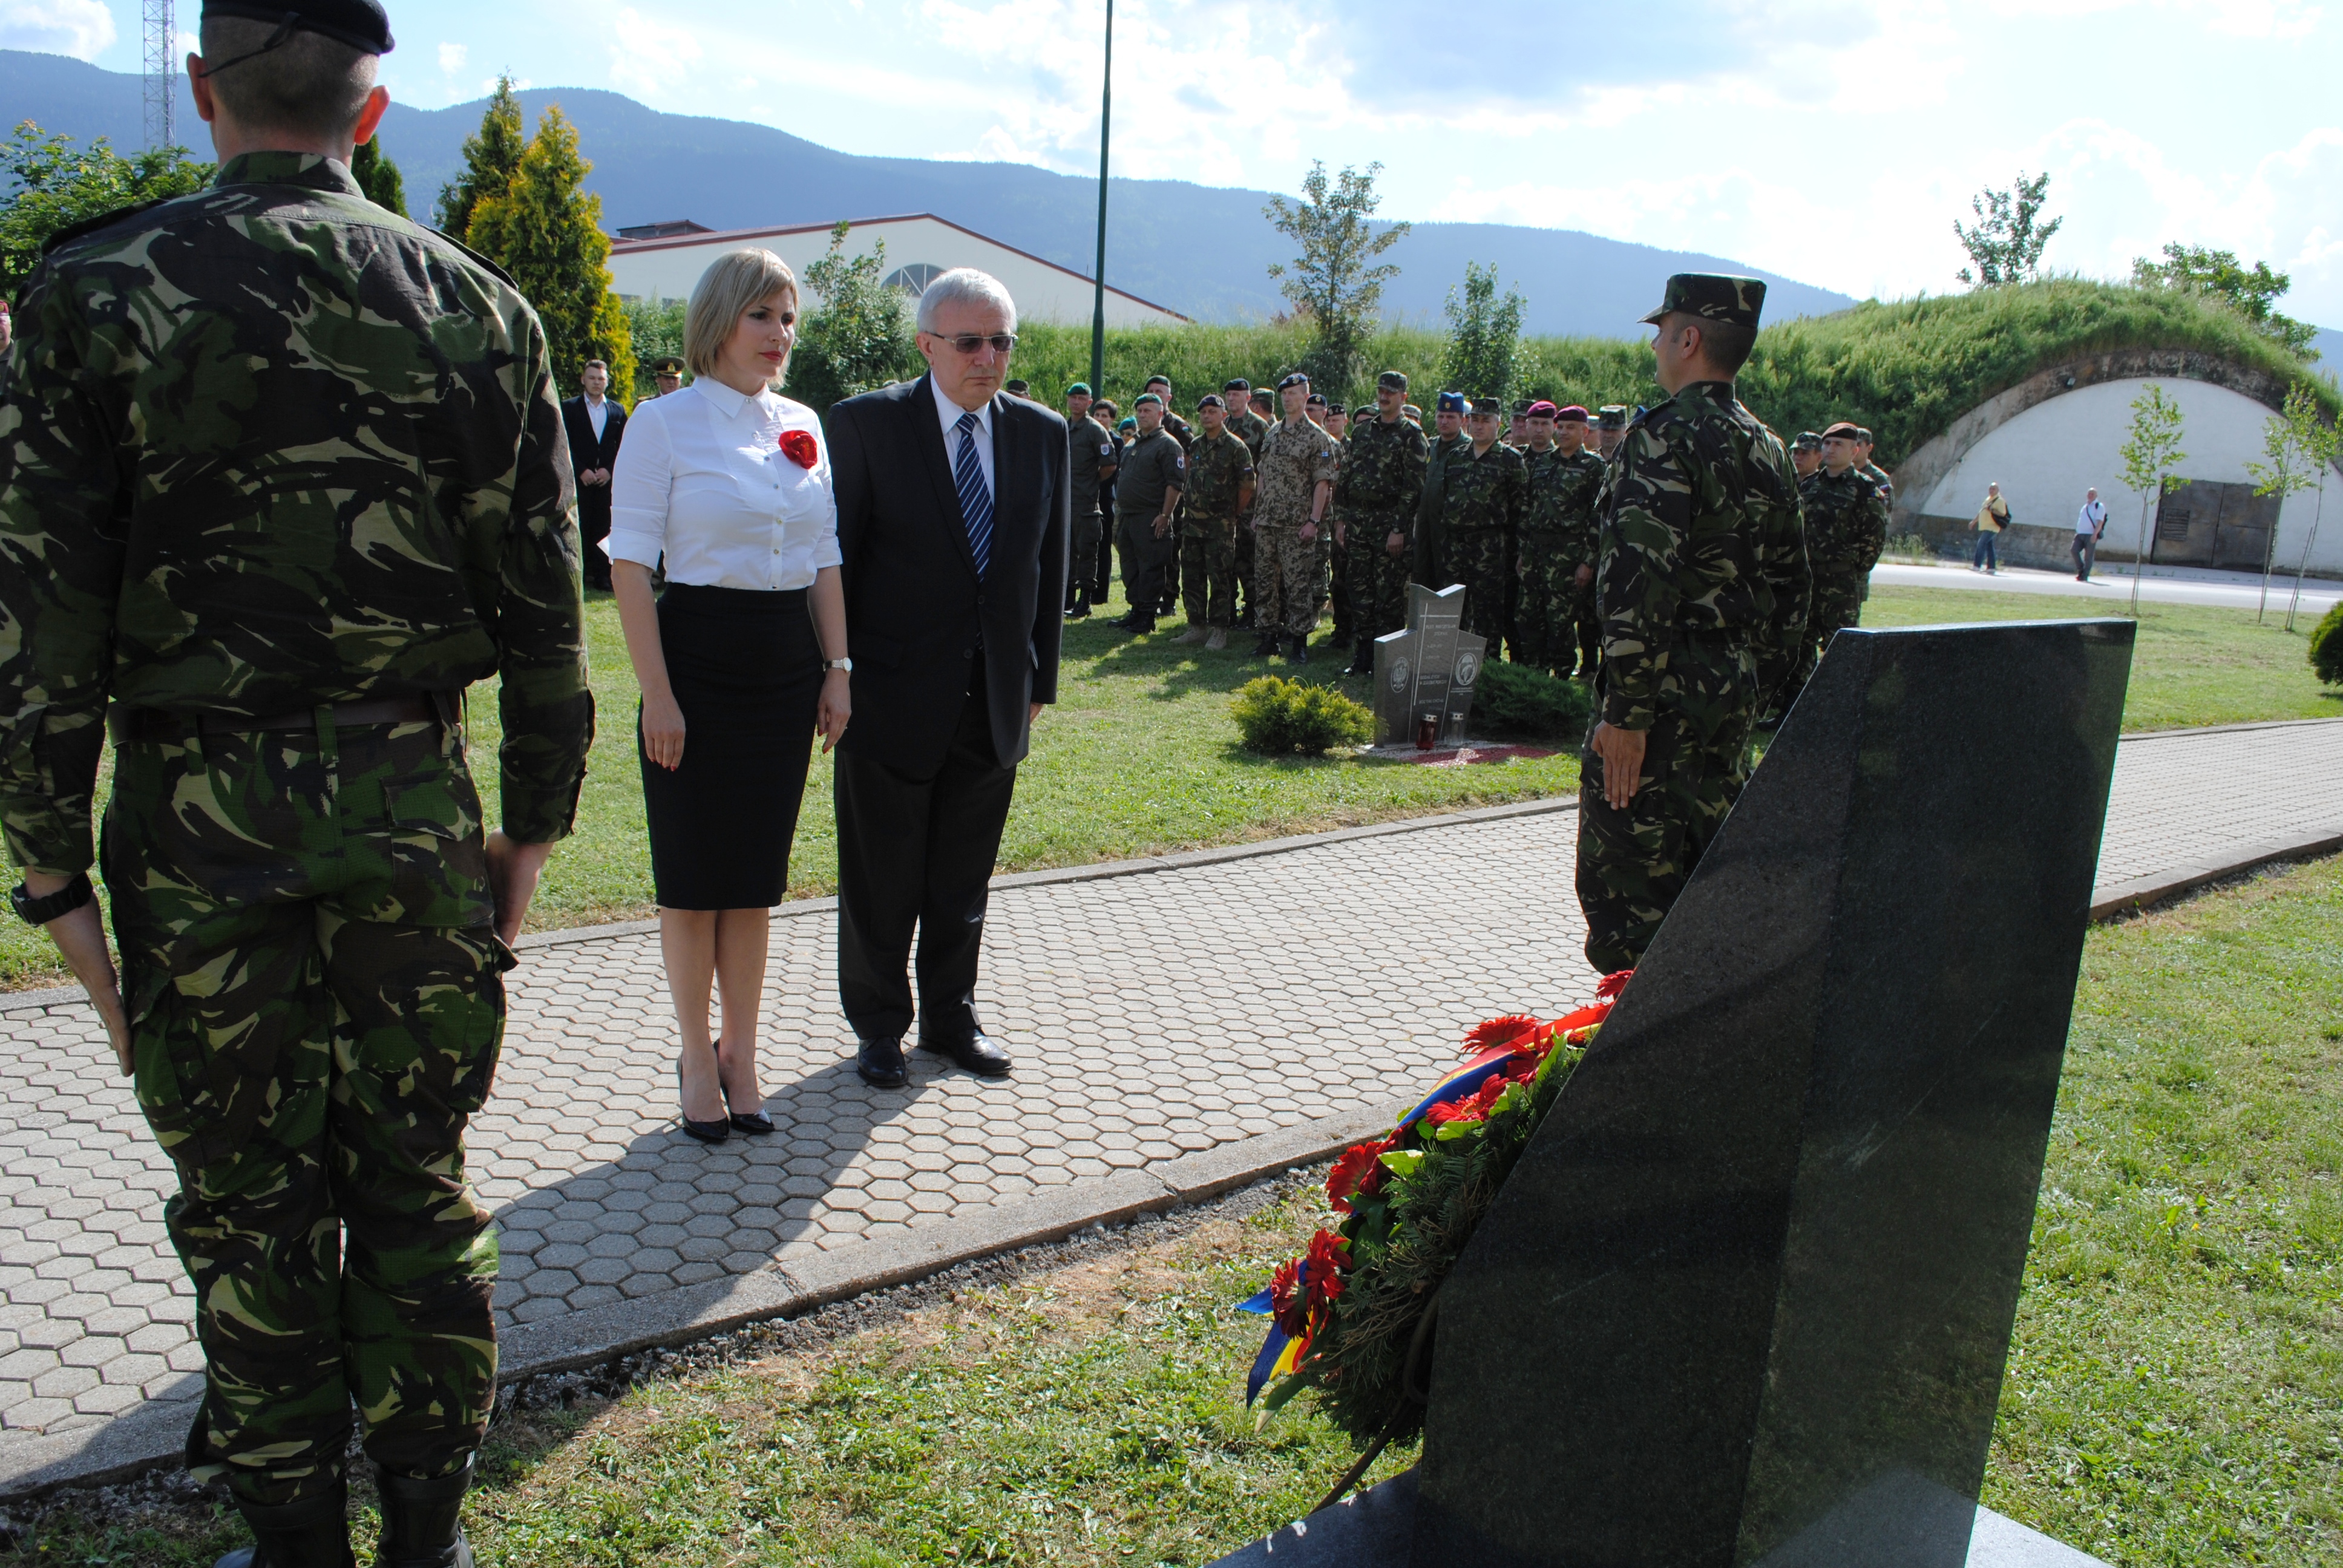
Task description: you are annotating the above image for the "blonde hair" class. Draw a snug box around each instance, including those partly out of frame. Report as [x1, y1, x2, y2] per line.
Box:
[685, 249, 799, 381]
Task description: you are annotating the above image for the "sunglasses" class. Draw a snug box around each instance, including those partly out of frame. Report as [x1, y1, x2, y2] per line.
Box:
[930, 333, 1020, 355]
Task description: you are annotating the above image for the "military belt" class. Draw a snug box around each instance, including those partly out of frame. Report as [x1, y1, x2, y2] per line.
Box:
[108, 693, 442, 745]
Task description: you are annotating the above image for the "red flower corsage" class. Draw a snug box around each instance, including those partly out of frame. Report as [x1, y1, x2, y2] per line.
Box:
[778, 428, 819, 469]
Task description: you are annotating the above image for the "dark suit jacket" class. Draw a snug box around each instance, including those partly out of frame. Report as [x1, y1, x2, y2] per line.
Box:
[829, 375, 1069, 773]
[560, 395, 627, 517]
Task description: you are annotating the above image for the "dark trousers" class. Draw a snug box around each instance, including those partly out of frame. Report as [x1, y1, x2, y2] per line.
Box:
[578, 501, 612, 590]
[2072, 532, 2096, 580]
[834, 659, 1019, 1044]
[1973, 531, 1998, 571]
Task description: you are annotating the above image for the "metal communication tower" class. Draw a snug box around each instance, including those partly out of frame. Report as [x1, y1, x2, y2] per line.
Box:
[143, 0, 176, 149]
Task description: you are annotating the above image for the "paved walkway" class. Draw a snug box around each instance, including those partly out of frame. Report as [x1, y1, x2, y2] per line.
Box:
[1872, 559, 2343, 614]
[4, 719, 2342, 1494]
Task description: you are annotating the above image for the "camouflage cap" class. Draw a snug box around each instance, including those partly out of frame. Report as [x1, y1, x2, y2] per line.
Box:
[1792, 430, 1824, 451]
[1470, 396, 1502, 416]
[1402, 404, 1423, 420]
[1639, 272, 1768, 330]
[1377, 370, 1409, 390]
[1594, 404, 1628, 429]
[203, 0, 394, 54]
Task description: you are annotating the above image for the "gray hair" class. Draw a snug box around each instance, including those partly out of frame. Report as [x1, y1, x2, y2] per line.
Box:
[684, 249, 798, 381]
[199, 18, 377, 140]
[916, 268, 1017, 333]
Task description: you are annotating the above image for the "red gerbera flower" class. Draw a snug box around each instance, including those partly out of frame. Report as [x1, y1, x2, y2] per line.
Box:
[1326, 1139, 1389, 1214]
[1304, 1230, 1351, 1299]
[1596, 970, 1634, 999]
[1269, 1256, 1309, 1336]
[1463, 1014, 1542, 1053]
[778, 428, 820, 469]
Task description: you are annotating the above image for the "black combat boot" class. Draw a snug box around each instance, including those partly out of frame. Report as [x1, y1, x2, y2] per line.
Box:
[1286, 633, 1309, 665]
[1343, 636, 1374, 676]
[214, 1483, 355, 1568]
[1250, 630, 1280, 658]
[374, 1460, 477, 1568]
[1064, 584, 1090, 620]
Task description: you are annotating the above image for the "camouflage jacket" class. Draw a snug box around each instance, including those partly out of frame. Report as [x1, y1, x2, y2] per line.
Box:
[1432, 440, 1528, 534]
[1859, 460, 1895, 512]
[1068, 413, 1115, 517]
[1334, 413, 1430, 517]
[1254, 416, 1340, 529]
[1594, 380, 1810, 730]
[1799, 466, 1890, 579]
[1230, 407, 1271, 461]
[0, 152, 594, 874]
[1522, 444, 1608, 568]
[1181, 427, 1255, 526]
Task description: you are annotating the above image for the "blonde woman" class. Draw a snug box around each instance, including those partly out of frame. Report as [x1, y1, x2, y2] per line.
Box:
[1971, 482, 2010, 574]
[605, 249, 852, 1142]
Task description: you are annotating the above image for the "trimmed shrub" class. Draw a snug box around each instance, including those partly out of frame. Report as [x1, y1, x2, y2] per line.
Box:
[2312, 601, 2343, 686]
[1232, 676, 1376, 756]
[1472, 659, 1593, 742]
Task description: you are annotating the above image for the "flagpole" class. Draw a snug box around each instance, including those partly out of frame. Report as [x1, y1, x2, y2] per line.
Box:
[1088, 0, 1113, 397]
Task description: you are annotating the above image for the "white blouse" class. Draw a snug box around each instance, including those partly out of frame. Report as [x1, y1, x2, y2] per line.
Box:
[604, 379, 842, 590]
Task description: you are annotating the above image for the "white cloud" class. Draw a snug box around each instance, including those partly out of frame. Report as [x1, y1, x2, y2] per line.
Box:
[608, 7, 703, 99]
[439, 42, 468, 74]
[0, 0, 117, 59]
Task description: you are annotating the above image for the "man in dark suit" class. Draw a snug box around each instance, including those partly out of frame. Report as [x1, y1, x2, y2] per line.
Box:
[826, 269, 1069, 1087]
[560, 358, 626, 590]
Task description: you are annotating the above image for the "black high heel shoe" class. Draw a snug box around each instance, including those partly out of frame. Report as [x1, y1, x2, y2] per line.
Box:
[678, 1060, 729, 1144]
[716, 1039, 774, 1135]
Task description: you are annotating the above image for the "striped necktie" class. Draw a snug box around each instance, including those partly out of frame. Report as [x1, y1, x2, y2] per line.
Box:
[953, 409, 995, 580]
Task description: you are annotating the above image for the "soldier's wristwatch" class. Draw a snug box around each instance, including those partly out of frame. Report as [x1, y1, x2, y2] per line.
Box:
[10, 872, 93, 927]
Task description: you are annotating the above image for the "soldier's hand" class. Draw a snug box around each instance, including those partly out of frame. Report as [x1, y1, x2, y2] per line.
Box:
[487, 832, 554, 949]
[1300, 520, 1319, 543]
[32, 889, 132, 1076]
[1575, 564, 1594, 586]
[1154, 515, 1172, 538]
[1590, 722, 1648, 811]
[641, 690, 687, 770]
[1386, 531, 1406, 558]
[1334, 522, 1347, 547]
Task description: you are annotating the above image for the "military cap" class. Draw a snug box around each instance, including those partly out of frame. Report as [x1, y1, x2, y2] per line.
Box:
[1305, 391, 1328, 408]
[1594, 405, 1628, 430]
[1638, 272, 1767, 330]
[1437, 391, 1467, 414]
[1003, 379, 1030, 396]
[202, 0, 394, 55]
[649, 356, 685, 376]
[1198, 393, 1225, 410]
[1377, 370, 1409, 390]
[1855, 426, 1875, 442]
[1277, 371, 1310, 391]
[1224, 378, 1251, 393]
[1133, 391, 1162, 408]
[1327, 404, 1348, 417]
[1555, 405, 1590, 421]
[1144, 373, 1172, 387]
[1402, 404, 1423, 420]
[1524, 400, 1558, 419]
[1792, 430, 1824, 451]
[1067, 381, 1092, 396]
[1469, 396, 1501, 416]
[1118, 416, 1137, 431]
[1821, 420, 1861, 441]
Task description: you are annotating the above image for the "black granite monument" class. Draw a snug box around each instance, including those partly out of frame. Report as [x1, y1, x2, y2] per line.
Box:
[1212, 620, 2134, 1567]
[1372, 584, 1485, 746]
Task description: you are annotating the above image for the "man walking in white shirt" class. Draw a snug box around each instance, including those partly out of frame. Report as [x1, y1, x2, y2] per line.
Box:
[2073, 488, 2108, 582]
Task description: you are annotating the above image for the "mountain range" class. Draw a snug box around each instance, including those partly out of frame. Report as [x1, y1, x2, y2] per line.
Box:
[2, 48, 1857, 335]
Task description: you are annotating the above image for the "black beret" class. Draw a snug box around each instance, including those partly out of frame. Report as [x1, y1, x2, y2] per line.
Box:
[1305, 391, 1328, 408]
[1277, 371, 1310, 391]
[1198, 393, 1225, 410]
[1224, 378, 1251, 393]
[203, 0, 394, 54]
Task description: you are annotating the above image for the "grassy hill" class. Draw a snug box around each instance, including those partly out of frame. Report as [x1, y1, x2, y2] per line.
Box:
[1008, 279, 2338, 466]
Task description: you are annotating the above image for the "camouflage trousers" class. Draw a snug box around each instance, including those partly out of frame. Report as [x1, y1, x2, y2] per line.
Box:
[1576, 638, 1761, 973]
[104, 714, 510, 1507]
[1234, 516, 1256, 622]
[1179, 517, 1242, 629]
[1789, 570, 1866, 697]
[1343, 509, 1414, 642]
[1513, 532, 1590, 675]
[1253, 521, 1326, 638]
[1449, 527, 1516, 658]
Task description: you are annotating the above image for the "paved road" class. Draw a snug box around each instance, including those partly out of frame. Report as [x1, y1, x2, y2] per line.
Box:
[3, 720, 2341, 1492]
[1872, 560, 2342, 615]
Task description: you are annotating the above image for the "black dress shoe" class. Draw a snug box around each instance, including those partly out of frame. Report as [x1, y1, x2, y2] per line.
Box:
[856, 1037, 909, 1088]
[920, 1032, 1013, 1077]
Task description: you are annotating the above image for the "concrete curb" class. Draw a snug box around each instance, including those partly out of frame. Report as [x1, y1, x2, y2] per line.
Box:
[0, 1100, 1405, 1500]
[2089, 829, 2343, 921]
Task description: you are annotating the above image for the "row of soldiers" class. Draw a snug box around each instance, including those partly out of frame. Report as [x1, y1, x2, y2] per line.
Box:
[1033, 371, 1892, 697]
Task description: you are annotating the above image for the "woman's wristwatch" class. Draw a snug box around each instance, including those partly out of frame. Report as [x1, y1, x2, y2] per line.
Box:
[824, 657, 853, 673]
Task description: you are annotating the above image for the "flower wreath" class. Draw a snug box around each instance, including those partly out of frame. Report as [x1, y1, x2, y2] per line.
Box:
[1240, 972, 1631, 1462]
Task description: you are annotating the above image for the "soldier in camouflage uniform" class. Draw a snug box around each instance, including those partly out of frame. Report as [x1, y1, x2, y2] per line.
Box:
[1225, 379, 1269, 626]
[1170, 395, 1254, 647]
[0, 5, 594, 1566]
[1336, 371, 1430, 675]
[1423, 396, 1529, 655]
[1516, 402, 1609, 676]
[1414, 391, 1472, 589]
[1854, 426, 1894, 510]
[1791, 429, 1823, 480]
[1593, 405, 1629, 461]
[1305, 392, 1350, 644]
[1786, 420, 1890, 699]
[1251, 373, 1342, 662]
[1063, 382, 1117, 620]
[1579, 274, 1809, 975]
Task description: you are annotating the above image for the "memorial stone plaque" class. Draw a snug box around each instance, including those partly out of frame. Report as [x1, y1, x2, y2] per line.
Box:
[1211, 619, 2135, 1568]
[1372, 584, 1483, 746]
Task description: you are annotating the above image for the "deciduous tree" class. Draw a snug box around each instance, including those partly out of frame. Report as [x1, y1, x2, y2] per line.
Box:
[1954, 170, 2061, 287]
[1265, 162, 1409, 401]
[2131, 243, 2318, 361]
[2118, 384, 2187, 616]
[1439, 261, 1526, 408]
[0, 122, 210, 296]
[790, 221, 919, 418]
[464, 105, 634, 400]
[2244, 382, 2321, 621]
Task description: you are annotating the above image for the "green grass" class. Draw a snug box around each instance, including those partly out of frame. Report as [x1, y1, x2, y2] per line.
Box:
[13, 857, 2342, 1566]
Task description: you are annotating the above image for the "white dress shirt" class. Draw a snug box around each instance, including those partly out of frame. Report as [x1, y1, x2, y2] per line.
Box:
[2076, 498, 2106, 534]
[584, 393, 609, 441]
[931, 374, 996, 502]
[605, 379, 842, 590]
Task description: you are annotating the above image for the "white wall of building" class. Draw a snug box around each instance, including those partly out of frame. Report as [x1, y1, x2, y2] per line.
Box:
[605, 215, 1187, 329]
[1916, 376, 2341, 573]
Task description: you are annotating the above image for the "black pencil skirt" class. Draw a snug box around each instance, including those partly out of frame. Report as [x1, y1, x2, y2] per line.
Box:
[640, 583, 823, 910]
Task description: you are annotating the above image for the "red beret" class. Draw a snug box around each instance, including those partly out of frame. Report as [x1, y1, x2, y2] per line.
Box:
[1555, 405, 1590, 421]
[1822, 420, 1861, 440]
[1524, 400, 1558, 419]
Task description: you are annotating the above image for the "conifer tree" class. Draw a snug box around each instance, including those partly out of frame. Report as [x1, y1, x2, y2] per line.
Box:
[350, 134, 407, 218]
[433, 76, 523, 239]
[465, 105, 635, 400]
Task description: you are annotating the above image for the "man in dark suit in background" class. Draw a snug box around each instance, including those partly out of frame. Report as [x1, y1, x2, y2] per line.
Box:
[826, 269, 1069, 1088]
[561, 358, 626, 589]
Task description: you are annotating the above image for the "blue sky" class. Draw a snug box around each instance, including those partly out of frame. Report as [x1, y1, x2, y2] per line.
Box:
[8, 0, 2341, 327]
